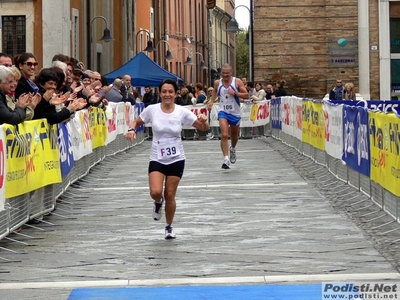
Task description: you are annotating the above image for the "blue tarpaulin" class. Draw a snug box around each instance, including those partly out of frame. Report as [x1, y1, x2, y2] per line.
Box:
[105, 52, 184, 87]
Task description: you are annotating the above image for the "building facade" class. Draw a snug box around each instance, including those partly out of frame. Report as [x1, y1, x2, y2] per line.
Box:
[0, 0, 233, 88]
[253, 0, 400, 100]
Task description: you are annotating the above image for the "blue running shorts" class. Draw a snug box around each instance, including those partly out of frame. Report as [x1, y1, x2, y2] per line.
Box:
[218, 111, 241, 126]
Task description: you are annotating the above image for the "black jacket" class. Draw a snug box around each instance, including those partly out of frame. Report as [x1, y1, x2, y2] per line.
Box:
[0, 89, 26, 125]
[33, 86, 72, 125]
[15, 75, 38, 99]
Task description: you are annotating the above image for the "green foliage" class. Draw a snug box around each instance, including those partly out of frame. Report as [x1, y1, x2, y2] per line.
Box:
[235, 30, 249, 79]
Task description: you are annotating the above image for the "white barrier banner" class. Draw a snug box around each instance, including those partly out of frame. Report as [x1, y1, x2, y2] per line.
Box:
[116, 103, 126, 134]
[105, 103, 118, 145]
[240, 100, 270, 127]
[67, 110, 93, 161]
[281, 96, 303, 140]
[182, 104, 209, 129]
[0, 126, 5, 211]
[323, 101, 344, 159]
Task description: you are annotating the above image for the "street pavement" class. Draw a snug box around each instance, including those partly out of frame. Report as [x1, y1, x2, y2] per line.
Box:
[0, 137, 399, 300]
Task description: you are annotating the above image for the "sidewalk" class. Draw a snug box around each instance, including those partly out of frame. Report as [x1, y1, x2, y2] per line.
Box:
[0, 138, 399, 300]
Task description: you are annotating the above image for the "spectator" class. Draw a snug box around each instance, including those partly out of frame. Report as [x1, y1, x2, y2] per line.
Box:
[246, 82, 256, 98]
[51, 53, 70, 63]
[104, 78, 123, 102]
[7, 66, 40, 120]
[0, 53, 13, 67]
[142, 86, 157, 107]
[265, 84, 276, 100]
[204, 87, 216, 105]
[175, 89, 184, 105]
[180, 87, 193, 105]
[0, 66, 31, 125]
[14, 52, 40, 98]
[33, 68, 86, 124]
[194, 82, 207, 104]
[81, 73, 91, 87]
[121, 74, 136, 105]
[250, 82, 266, 102]
[329, 79, 344, 100]
[274, 80, 287, 97]
[344, 82, 356, 100]
[133, 89, 142, 103]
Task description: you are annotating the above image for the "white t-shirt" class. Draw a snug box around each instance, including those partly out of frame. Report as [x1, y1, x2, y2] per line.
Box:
[140, 103, 197, 164]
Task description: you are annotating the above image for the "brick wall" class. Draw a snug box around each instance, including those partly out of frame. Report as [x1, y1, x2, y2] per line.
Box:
[254, 0, 362, 99]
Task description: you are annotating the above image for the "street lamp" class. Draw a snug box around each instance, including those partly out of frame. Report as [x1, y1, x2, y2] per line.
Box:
[195, 52, 208, 70]
[90, 16, 113, 70]
[226, 4, 253, 81]
[136, 29, 156, 54]
[177, 47, 194, 81]
[156, 40, 174, 61]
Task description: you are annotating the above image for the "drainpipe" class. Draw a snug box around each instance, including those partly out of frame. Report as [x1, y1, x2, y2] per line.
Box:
[358, 0, 371, 100]
[379, 1, 391, 100]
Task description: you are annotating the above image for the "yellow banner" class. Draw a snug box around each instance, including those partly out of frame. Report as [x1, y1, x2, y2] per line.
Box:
[369, 111, 400, 196]
[89, 107, 108, 149]
[302, 100, 325, 150]
[4, 120, 61, 198]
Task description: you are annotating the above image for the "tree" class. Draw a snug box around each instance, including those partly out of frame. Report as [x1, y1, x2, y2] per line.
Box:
[235, 30, 249, 79]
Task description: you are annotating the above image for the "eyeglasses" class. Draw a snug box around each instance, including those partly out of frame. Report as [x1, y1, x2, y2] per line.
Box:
[1, 64, 12, 67]
[23, 62, 39, 67]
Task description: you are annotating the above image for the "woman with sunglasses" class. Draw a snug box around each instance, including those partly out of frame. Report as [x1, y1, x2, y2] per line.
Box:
[14, 52, 40, 99]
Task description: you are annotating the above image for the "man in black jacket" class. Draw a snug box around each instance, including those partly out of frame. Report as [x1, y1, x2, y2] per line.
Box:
[142, 86, 157, 107]
[329, 79, 344, 100]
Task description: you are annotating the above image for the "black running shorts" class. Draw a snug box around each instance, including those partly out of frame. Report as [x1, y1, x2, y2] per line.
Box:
[148, 160, 185, 178]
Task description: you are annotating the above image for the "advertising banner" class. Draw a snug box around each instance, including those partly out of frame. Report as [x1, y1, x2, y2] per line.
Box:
[89, 107, 107, 149]
[57, 122, 74, 178]
[370, 112, 400, 196]
[67, 110, 92, 161]
[302, 100, 325, 150]
[342, 106, 370, 176]
[271, 97, 282, 130]
[323, 102, 344, 159]
[4, 120, 61, 198]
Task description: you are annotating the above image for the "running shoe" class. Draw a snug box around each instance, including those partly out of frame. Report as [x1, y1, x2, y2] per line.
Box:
[165, 225, 176, 239]
[153, 197, 164, 221]
[222, 158, 230, 169]
[229, 146, 236, 164]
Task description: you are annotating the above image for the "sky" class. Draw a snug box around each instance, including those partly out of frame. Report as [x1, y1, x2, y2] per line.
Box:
[234, 0, 251, 29]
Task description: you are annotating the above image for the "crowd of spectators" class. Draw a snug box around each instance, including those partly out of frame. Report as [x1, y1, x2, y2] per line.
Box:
[0, 51, 150, 127]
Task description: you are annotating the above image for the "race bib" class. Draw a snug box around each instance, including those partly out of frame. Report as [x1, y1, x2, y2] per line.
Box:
[157, 140, 181, 160]
[222, 103, 234, 112]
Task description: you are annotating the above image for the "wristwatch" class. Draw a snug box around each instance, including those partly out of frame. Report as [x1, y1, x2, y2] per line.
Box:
[127, 128, 136, 133]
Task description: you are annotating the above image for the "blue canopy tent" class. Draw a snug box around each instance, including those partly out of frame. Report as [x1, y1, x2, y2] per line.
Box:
[104, 52, 184, 87]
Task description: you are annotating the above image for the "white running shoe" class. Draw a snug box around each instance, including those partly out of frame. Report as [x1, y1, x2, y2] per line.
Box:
[229, 146, 236, 164]
[222, 158, 230, 169]
[153, 197, 164, 221]
[165, 225, 176, 239]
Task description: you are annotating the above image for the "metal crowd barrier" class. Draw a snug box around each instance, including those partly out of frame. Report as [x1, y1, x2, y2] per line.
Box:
[0, 101, 269, 243]
[271, 128, 399, 223]
[0, 131, 146, 241]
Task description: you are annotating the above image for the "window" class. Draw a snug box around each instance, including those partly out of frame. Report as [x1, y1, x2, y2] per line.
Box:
[150, 7, 154, 38]
[1, 16, 26, 56]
